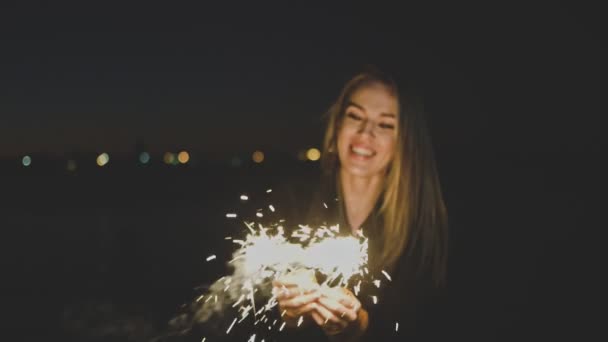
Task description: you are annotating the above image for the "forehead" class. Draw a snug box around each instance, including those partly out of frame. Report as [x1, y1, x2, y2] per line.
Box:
[348, 84, 398, 116]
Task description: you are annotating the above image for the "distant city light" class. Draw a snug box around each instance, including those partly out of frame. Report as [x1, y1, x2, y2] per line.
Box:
[230, 157, 242, 167]
[22, 155, 32, 167]
[163, 152, 176, 165]
[96, 153, 109, 167]
[177, 151, 190, 164]
[139, 152, 150, 164]
[67, 160, 77, 172]
[306, 148, 321, 161]
[252, 150, 264, 163]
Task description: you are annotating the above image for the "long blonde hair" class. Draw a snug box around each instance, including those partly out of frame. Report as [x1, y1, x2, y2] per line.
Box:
[321, 68, 448, 286]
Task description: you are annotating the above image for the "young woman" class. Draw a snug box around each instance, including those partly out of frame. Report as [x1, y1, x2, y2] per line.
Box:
[274, 68, 448, 341]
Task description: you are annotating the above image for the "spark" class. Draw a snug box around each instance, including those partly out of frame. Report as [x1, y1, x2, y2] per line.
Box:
[395, 322, 399, 332]
[226, 213, 237, 218]
[225, 236, 232, 240]
[201, 338, 206, 342]
[195, 294, 205, 302]
[266, 189, 272, 193]
[241, 195, 249, 201]
[381, 270, 392, 281]
[279, 322, 286, 331]
[373, 280, 381, 288]
[256, 212, 263, 218]
[226, 318, 237, 334]
[247, 334, 256, 342]
[297, 316, 304, 327]
[268, 205, 275, 212]
[323, 202, 328, 208]
[372, 296, 378, 304]
[206, 255, 216, 261]
[281, 310, 287, 317]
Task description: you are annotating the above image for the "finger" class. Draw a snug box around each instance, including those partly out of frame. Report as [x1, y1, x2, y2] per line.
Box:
[315, 301, 348, 328]
[292, 301, 318, 316]
[281, 292, 321, 309]
[338, 295, 361, 312]
[318, 297, 357, 322]
[310, 310, 325, 326]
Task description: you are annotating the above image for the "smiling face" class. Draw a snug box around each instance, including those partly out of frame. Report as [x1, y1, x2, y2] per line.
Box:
[336, 83, 399, 179]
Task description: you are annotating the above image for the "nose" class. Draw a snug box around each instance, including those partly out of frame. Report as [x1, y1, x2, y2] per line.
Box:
[357, 119, 376, 137]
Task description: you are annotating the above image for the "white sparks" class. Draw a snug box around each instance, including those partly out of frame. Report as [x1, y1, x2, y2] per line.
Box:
[214, 295, 218, 303]
[206, 255, 216, 261]
[281, 309, 287, 317]
[226, 213, 237, 218]
[240, 195, 249, 201]
[226, 318, 237, 334]
[225, 236, 232, 240]
[256, 212, 263, 218]
[201, 338, 206, 342]
[381, 270, 392, 281]
[266, 189, 272, 193]
[297, 316, 304, 327]
[323, 202, 328, 208]
[279, 322, 286, 331]
[232, 294, 245, 307]
[204, 296, 212, 303]
[268, 205, 275, 212]
[395, 322, 399, 331]
[373, 279, 381, 288]
[372, 296, 378, 304]
[195, 294, 204, 302]
[247, 334, 256, 342]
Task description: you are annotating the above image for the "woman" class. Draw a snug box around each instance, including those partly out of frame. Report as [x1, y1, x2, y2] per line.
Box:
[273, 68, 448, 341]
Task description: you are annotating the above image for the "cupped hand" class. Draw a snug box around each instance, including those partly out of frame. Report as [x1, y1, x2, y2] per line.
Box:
[272, 270, 320, 326]
[310, 287, 365, 336]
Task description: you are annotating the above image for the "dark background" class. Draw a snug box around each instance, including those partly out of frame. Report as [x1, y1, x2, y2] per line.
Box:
[1, 1, 604, 341]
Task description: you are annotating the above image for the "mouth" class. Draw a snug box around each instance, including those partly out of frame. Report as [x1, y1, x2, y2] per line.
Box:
[350, 145, 375, 158]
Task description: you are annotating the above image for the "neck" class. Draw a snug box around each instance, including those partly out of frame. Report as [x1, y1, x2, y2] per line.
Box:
[339, 169, 384, 233]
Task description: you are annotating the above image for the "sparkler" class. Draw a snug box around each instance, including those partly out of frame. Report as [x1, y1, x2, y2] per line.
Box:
[176, 194, 390, 341]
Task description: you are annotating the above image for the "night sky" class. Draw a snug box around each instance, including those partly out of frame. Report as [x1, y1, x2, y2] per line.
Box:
[2, 1, 602, 158]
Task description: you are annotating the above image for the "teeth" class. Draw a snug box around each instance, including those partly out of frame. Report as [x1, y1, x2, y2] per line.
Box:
[352, 146, 374, 156]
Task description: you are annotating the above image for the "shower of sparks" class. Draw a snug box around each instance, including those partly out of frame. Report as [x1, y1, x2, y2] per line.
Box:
[190, 200, 388, 340]
[241, 195, 249, 201]
[381, 270, 392, 281]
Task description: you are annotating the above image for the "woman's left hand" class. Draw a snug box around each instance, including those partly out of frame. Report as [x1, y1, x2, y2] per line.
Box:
[310, 287, 366, 337]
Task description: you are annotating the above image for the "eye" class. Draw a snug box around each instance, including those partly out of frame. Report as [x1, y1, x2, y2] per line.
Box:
[346, 112, 363, 121]
[378, 123, 395, 130]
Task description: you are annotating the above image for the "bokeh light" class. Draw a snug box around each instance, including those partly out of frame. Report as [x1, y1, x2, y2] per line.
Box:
[22, 155, 32, 167]
[96, 153, 109, 167]
[252, 150, 264, 163]
[163, 152, 176, 165]
[139, 152, 150, 164]
[306, 148, 321, 161]
[67, 160, 77, 172]
[177, 151, 190, 164]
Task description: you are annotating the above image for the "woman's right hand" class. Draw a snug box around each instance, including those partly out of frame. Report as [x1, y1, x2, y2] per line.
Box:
[272, 270, 320, 327]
